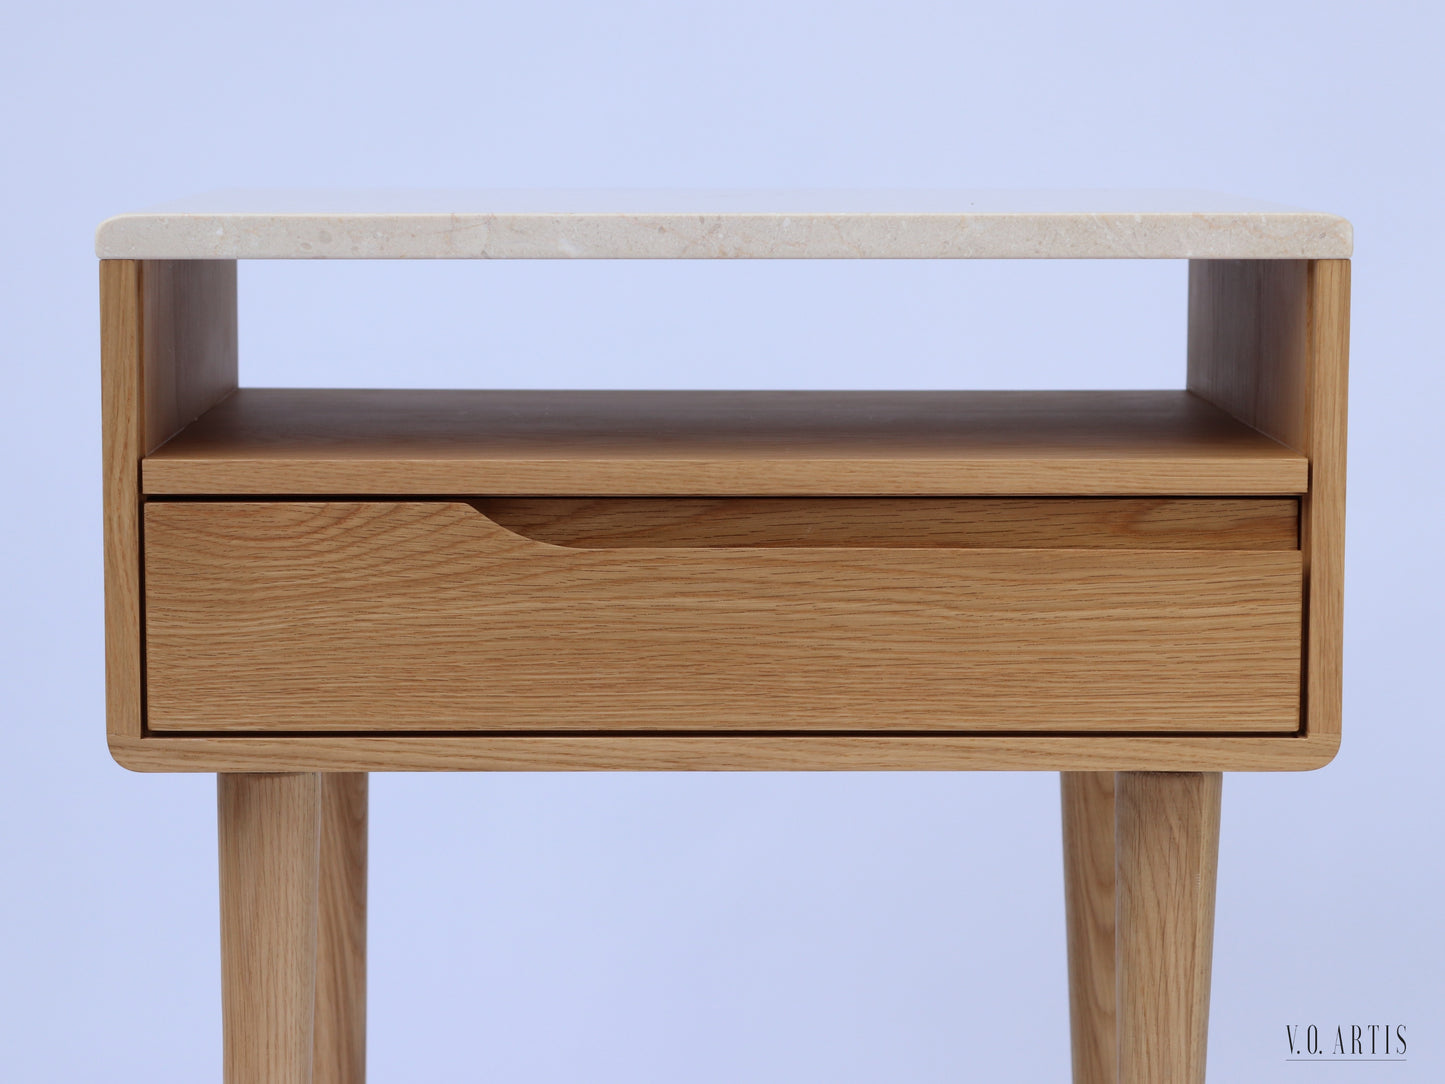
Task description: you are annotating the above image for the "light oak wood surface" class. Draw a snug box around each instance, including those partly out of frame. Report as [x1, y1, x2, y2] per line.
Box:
[143, 500, 1304, 734]
[315, 774, 367, 1084]
[1115, 771, 1222, 1084]
[219, 773, 321, 1084]
[1188, 259, 1350, 751]
[1188, 261, 1311, 450]
[100, 262, 144, 759]
[475, 497, 1298, 550]
[140, 261, 239, 453]
[101, 259, 237, 750]
[139, 388, 1308, 496]
[1062, 772, 1116, 1084]
[100, 256, 1348, 775]
[110, 730, 1338, 774]
[1302, 260, 1350, 753]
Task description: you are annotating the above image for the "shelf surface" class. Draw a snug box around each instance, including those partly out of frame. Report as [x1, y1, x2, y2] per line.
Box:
[96, 188, 1352, 260]
[143, 389, 1309, 496]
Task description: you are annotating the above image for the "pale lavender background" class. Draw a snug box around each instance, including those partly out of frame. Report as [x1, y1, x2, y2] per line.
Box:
[2, 2, 1441, 1080]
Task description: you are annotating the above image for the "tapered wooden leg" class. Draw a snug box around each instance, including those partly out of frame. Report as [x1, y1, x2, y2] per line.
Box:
[315, 774, 368, 1084]
[219, 773, 322, 1084]
[1061, 772, 1116, 1084]
[1116, 771, 1222, 1084]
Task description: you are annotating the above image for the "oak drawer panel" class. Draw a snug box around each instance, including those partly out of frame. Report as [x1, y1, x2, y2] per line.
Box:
[143, 501, 1303, 734]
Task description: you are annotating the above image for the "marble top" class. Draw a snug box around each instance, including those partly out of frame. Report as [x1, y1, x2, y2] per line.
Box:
[95, 189, 1352, 260]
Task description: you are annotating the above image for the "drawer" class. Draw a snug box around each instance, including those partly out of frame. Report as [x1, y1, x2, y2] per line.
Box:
[142, 499, 1303, 734]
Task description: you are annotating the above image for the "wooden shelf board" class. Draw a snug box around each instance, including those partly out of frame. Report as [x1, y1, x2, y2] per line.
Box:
[142, 388, 1309, 496]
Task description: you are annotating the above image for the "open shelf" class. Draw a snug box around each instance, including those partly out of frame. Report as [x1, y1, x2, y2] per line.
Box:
[142, 388, 1308, 496]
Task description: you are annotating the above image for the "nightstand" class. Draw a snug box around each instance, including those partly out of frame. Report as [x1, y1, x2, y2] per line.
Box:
[98, 190, 1350, 1084]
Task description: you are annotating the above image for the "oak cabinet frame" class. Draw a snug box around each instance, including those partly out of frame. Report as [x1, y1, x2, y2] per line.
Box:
[101, 256, 1348, 773]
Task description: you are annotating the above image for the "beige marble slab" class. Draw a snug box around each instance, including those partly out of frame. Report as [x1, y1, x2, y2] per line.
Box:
[95, 189, 1351, 260]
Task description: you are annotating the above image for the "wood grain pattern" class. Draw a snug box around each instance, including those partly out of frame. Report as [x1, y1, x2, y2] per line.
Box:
[140, 388, 1308, 496]
[1062, 772, 1116, 1084]
[1188, 258, 1350, 753]
[100, 261, 145, 749]
[110, 730, 1340, 774]
[1188, 260, 1310, 450]
[475, 497, 1298, 550]
[1115, 771, 1222, 1084]
[143, 500, 1304, 735]
[102, 255, 1346, 776]
[140, 260, 239, 452]
[1302, 260, 1350, 751]
[314, 774, 367, 1084]
[101, 259, 237, 747]
[219, 773, 321, 1084]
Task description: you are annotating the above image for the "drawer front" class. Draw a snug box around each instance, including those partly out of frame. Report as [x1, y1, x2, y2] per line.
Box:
[143, 500, 1303, 734]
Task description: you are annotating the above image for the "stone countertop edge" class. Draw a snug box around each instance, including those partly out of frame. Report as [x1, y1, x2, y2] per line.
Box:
[94, 195, 1353, 260]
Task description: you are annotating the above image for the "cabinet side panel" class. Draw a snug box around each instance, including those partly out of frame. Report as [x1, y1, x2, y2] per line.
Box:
[1187, 259, 1349, 752]
[1187, 260, 1309, 450]
[103, 259, 238, 760]
[101, 261, 144, 745]
[141, 259, 238, 453]
[1303, 260, 1350, 749]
